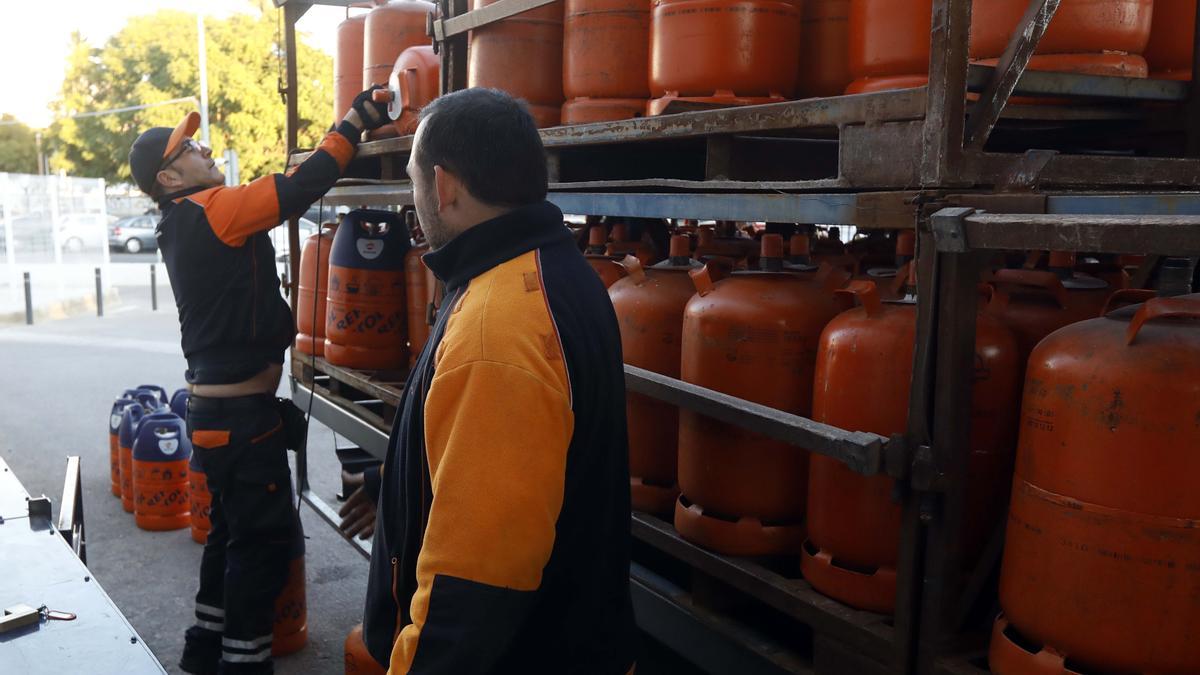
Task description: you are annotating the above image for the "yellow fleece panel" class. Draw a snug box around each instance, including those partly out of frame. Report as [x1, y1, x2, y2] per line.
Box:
[388, 250, 574, 674]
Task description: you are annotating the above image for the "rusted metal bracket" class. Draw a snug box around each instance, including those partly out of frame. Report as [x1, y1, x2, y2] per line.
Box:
[428, 0, 558, 42]
[964, 0, 1061, 150]
[929, 207, 975, 253]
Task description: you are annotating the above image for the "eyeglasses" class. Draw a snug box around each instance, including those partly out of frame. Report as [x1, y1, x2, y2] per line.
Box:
[160, 138, 203, 172]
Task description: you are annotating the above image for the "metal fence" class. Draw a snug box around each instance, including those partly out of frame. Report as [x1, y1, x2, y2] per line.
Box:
[0, 173, 111, 266]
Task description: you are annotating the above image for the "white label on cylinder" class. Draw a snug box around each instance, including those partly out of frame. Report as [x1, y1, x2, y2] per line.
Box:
[357, 239, 383, 260]
[111, 414, 122, 430]
[159, 438, 180, 455]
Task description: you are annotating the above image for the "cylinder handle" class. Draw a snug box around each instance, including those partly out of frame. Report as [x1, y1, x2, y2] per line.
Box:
[1125, 296, 1200, 345]
[835, 280, 883, 317]
[619, 255, 647, 285]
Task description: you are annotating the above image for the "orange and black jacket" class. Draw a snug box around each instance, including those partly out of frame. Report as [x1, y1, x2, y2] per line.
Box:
[362, 201, 636, 673]
[156, 122, 358, 384]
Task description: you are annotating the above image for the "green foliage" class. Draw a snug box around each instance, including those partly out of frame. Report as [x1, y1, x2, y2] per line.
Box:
[0, 115, 39, 174]
[48, 1, 333, 187]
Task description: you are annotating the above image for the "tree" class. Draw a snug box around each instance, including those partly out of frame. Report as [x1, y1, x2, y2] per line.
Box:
[48, 1, 333, 187]
[0, 115, 39, 174]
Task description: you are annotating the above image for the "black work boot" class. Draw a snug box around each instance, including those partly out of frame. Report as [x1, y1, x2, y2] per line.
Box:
[180, 626, 221, 675]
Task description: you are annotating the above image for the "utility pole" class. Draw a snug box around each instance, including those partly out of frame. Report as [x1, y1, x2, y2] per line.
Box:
[197, 14, 211, 145]
[34, 132, 46, 175]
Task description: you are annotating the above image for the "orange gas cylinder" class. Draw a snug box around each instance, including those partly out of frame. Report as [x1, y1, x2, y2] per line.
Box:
[693, 225, 757, 267]
[325, 210, 411, 370]
[564, 0, 651, 100]
[606, 223, 657, 265]
[562, 98, 647, 124]
[109, 398, 138, 497]
[132, 412, 192, 532]
[649, 0, 801, 110]
[273, 542, 307, 656]
[608, 236, 700, 515]
[345, 624, 387, 674]
[188, 453, 210, 544]
[296, 222, 337, 357]
[585, 225, 627, 287]
[363, 1, 435, 139]
[676, 235, 843, 555]
[985, 267, 1111, 365]
[848, 0, 1153, 88]
[335, 14, 367, 127]
[802, 281, 1020, 613]
[1145, 0, 1197, 80]
[469, 0, 564, 128]
[989, 295, 1200, 675]
[382, 45, 440, 136]
[847, 53, 1149, 95]
[405, 240, 436, 366]
[786, 232, 818, 272]
[796, 0, 852, 98]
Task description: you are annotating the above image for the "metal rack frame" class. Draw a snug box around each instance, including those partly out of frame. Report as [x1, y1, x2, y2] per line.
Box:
[273, 0, 1200, 672]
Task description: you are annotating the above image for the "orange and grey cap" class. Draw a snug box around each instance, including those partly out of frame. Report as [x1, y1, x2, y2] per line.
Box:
[128, 111, 201, 196]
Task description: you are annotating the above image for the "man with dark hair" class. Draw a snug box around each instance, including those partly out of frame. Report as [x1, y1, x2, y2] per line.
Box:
[357, 87, 636, 673]
[129, 86, 390, 675]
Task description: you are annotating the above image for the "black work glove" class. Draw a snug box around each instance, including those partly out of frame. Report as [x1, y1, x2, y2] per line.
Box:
[350, 85, 391, 132]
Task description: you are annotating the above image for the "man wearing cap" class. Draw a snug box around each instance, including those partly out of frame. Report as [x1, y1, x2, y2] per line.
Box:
[129, 87, 389, 675]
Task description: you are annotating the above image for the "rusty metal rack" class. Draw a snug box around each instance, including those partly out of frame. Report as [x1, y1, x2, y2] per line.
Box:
[275, 0, 1200, 673]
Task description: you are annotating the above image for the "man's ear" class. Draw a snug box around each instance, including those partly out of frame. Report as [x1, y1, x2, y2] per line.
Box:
[433, 165, 457, 212]
[156, 168, 181, 193]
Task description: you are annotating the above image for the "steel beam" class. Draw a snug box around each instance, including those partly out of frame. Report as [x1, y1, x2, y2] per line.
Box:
[966, 64, 1188, 101]
[625, 365, 892, 476]
[292, 381, 390, 460]
[932, 209, 1200, 255]
[921, 0, 971, 186]
[300, 488, 372, 559]
[965, 0, 1061, 150]
[430, 0, 559, 40]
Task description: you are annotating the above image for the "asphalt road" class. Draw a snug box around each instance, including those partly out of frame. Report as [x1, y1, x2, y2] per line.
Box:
[0, 287, 368, 674]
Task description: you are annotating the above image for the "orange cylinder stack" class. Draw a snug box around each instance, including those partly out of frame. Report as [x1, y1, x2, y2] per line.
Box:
[606, 223, 657, 265]
[563, 0, 650, 123]
[796, 0, 852, 98]
[584, 225, 627, 287]
[649, 0, 800, 115]
[676, 235, 842, 556]
[109, 398, 138, 497]
[469, 0, 564, 127]
[608, 236, 699, 515]
[296, 222, 337, 358]
[334, 14, 367, 127]
[847, 0, 1153, 93]
[989, 295, 1200, 674]
[118, 403, 146, 514]
[325, 210, 411, 371]
[363, 1, 435, 139]
[273, 540, 308, 656]
[802, 280, 1020, 613]
[345, 624, 387, 674]
[1145, 0, 1197, 80]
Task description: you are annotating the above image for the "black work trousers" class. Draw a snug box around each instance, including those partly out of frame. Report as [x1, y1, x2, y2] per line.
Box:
[186, 394, 301, 674]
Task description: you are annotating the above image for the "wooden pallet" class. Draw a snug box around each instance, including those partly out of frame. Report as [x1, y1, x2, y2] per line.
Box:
[292, 350, 405, 432]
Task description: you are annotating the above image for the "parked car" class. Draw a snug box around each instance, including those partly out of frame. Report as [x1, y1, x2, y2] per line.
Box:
[109, 215, 159, 254]
[58, 213, 117, 252]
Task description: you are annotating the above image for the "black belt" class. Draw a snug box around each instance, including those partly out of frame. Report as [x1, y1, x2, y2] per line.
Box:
[187, 393, 278, 414]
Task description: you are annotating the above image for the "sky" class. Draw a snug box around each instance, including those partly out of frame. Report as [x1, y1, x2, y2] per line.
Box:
[0, 0, 354, 128]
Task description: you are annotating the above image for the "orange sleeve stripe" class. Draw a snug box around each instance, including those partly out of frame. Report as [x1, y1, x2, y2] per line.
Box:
[318, 130, 355, 171]
[389, 360, 574, 672]
[185, 178, 281, 247]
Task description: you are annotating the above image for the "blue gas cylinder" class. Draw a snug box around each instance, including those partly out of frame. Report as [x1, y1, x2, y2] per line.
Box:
[118, 404, 146, 513]
[136, 384, 169, 407]
[110, 397, 139, 498]
[170, 388, 189, 419]
[131, 412, 192, 531]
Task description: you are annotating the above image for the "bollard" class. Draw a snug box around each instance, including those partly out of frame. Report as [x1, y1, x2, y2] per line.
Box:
[95, 267, 104, 317]
[23, 272, 32, 325]
[150, 264, 158, 311]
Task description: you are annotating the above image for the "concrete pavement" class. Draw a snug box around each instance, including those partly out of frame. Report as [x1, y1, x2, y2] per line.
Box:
[0, 289, 368, 674]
